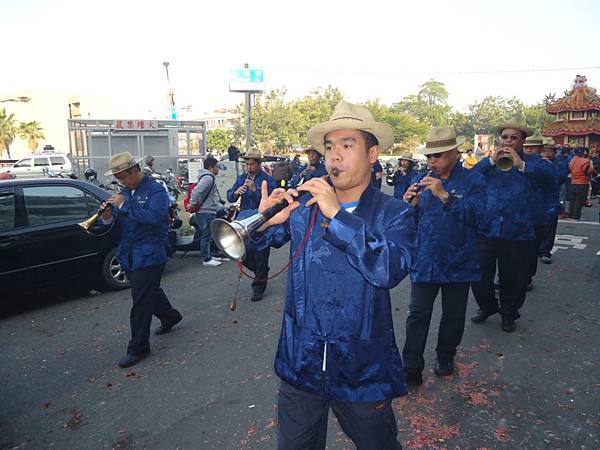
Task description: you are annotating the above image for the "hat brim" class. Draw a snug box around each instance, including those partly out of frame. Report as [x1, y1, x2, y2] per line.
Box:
[242, 155, 263, 162]
[496, 124, 534, 137]
[523, 141, 544, 147]
[307, 119, 394, 154]
[417, 136, 465, 155]
[104, 157, 144, 176]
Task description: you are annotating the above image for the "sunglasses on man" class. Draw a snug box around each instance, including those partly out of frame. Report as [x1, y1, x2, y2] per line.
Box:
[425, 153, 443, 159]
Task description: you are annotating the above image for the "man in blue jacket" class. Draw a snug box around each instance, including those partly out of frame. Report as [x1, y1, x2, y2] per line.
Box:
[226, 151, 276, 301]
[388, 155, 416, 200]
[470, 117, 557, 332]
[101, 152, 182, 368]
[539, 142, 568, 264]
[289, 147, 328, 188]
[401, 127, 485, 385]
[522, 132, 553, 290]
[246, 101, 415, 449]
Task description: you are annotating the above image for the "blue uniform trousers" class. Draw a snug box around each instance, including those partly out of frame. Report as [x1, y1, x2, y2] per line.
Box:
[471, 238, 535, 320]
[277, 381, 402, 450]
[402, 282, 470, 370]
[127, 263, 181, 355]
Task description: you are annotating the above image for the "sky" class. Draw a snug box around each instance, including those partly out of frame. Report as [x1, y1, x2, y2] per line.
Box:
[1, 0, 599, 118]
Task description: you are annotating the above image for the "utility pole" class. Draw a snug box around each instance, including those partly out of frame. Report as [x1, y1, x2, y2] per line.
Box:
[244, 63, 252, 151]
[163, 62, 176, 120]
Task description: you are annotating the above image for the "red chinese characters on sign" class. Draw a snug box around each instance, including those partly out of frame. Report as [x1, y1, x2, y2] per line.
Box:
[112, 120, 159, 130]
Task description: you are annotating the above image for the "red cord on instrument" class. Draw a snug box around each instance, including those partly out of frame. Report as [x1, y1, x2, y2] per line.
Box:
[237, 205, 319, 282]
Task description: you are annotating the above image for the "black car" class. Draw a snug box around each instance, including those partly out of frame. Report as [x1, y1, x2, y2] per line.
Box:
[0, 178, 129, 297]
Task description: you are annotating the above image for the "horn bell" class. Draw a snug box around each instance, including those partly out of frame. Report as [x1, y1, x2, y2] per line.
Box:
[211, 213, 267, 261]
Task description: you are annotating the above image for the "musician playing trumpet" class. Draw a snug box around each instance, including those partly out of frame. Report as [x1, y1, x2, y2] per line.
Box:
[387, 155, 416, 200]
[470, 116, 557, 332]
[99, 152, 182, 369]
[226, 151, 276, 301]
[240, 101, 415, 449]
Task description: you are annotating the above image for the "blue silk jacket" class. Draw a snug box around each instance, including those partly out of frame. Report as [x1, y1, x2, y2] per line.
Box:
[392, 168, 416, 200]
[112, 176, 170, 272]
[410, 163, 485, 283]
[226, 170, 276, 211]
[244, 186, 416, 401]
[531, 160, 564, 224]
[289, 161, 328, 187]
[471, 153, 557, 240]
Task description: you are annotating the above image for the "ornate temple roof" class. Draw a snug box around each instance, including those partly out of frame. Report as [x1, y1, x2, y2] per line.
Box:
[546, 75, 600, 114]
[543, 118, 600, 137]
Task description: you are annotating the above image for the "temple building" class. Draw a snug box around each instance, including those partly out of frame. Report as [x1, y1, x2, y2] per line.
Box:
[543, 75, 600, 149]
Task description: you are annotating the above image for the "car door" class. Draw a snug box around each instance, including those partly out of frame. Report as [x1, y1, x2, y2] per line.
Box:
[10, 158, 33, 178]
[32, 156, 50, 177]
[20, 184, 105, 285]
[0, 186, 28, 295]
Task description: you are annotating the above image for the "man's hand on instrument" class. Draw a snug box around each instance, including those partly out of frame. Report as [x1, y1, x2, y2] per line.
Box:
[108, 194, 125, 208]
[500, 147, 525, 170]
[298, 177, 340, 219]
[419, 176, 446, 200]
[244, 178, 256, 192]
[403, 183, 421, 206]
[235, 185, 247, 196]
[258, 181, 299, 230]
[100, 202, 113, 220]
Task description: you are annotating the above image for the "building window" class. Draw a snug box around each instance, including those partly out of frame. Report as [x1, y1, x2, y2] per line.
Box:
[557, 112, 567, 121]
[571, 111, 585, 120]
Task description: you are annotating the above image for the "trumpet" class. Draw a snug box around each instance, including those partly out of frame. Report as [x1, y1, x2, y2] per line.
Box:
[78, 203, 111, 231]
[496, 151, 514, 171]
[211, 168, 339, 261]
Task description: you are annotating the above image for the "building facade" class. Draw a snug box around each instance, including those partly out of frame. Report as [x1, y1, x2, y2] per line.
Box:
[543, 75, 600, 149]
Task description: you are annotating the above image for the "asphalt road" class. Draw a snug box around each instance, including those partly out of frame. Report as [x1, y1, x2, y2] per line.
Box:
[1, 194, 599, 450]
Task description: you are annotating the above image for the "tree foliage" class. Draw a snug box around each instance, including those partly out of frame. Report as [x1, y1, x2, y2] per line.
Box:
[233, 79, 556, 154]
[18, 120, 45, 151]
[0, 108, 18, 159]
[206, 128, 234, 153]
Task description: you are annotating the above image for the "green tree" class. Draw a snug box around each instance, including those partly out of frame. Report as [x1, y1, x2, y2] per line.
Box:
[361, 99, 428, 150]
[459, 96, 525, 136]
[393, 79, 451, 127]
[18, 120, 45, 152]
[0, 108, 18, 159]
[206, 128, 234, 153]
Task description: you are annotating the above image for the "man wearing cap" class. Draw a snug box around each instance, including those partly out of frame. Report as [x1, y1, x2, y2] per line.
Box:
[143, 155, 156, 175]
[388, 155, 416, 200]
[538, 142, 567, 264]
[470, 117, 557, 332]
[289, 147, 327, 188]
[100, 152, 183, 368]
[401, 127, 485, 384]
[245, 101, 415, 449]
[226, 151, 276, 301]
[521, 132, 554, 289]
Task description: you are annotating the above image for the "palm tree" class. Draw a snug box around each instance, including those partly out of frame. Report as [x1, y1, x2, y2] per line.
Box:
[0, 108, 18, 159]
[18, 120, 45, 152]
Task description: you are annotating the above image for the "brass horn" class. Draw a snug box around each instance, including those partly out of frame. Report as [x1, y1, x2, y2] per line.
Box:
[496, 154, 514, 171]
[211, 169, 339, 261]
[78, 203, 110, 231]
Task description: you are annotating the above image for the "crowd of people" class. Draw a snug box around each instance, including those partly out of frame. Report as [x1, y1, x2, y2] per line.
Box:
[97, 99, 597, 449]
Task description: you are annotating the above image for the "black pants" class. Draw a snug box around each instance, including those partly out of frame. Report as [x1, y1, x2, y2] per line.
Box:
[528, 224, 546, 281]
[277, 381, 402, 450]
[539, 215, 559, 258]
[243, 247, 270, 294]
[402, 282, 470, 370]
[569, 184, 589, 220]
[471, 237, 534, 320]
[127, 263, 181, 355]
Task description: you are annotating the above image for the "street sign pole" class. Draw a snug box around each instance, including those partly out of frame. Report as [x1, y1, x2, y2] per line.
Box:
[245, 92, 251, 151]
